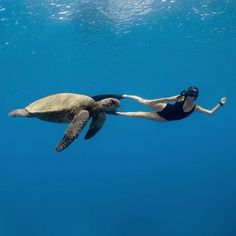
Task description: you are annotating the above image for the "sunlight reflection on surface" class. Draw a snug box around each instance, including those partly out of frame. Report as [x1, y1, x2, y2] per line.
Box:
[0, 0, 233, 47]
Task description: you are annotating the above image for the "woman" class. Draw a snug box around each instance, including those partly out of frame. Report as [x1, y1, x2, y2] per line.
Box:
[115, 86, 227, 122]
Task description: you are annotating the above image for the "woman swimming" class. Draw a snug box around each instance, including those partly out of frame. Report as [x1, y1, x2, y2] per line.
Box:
[115, 86, 227, 122]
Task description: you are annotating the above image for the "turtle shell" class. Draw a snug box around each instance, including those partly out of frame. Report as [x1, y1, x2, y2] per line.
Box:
[26, 93, 94, 113]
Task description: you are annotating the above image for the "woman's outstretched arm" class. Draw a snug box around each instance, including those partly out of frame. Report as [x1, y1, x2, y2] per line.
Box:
[195, 97, 227, 115]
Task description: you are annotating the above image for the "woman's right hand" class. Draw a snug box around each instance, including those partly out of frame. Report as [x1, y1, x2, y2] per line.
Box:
[220, 97, 227, 105]
[176, 94, 185, 102]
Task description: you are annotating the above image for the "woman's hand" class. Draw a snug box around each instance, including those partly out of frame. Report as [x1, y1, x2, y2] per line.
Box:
[220, 97, 227, 105]
[176, 94, 185, 102]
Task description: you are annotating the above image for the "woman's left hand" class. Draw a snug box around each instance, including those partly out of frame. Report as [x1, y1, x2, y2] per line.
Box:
[220, 97, 227, 105]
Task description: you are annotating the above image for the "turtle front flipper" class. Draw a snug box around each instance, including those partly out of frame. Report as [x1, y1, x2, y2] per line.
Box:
[84, 112, 106, 140]
[56, 110, 89, 152]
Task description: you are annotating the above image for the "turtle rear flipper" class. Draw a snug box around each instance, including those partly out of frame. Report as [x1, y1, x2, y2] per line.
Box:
[8, 109, 32, 117]
[84, 112, 106, 140]
[56, 110, 89, 152]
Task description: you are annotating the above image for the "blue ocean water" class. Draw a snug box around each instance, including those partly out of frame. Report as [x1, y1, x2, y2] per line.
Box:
[1, 1, 236, 235]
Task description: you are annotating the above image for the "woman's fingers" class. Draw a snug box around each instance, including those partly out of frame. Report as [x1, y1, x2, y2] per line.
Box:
[221, 97, 227, 104]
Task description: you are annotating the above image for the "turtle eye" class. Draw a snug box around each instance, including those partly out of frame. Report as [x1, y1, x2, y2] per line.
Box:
[111, 100, 116, 105]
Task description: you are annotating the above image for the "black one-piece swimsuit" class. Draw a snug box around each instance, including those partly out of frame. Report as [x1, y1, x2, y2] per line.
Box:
[157, 99, 196, 121]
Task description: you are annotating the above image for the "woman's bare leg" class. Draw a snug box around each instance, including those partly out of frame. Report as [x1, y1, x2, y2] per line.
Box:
[123, 94, 166, 111]
[116, 111, 166, 122]
[123, 95, 150, 105]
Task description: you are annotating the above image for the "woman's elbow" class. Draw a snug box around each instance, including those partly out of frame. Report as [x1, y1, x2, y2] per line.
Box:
[200, 110, 214, 115]
[196, 106, 215, 115]
[207, 110, 215, 115]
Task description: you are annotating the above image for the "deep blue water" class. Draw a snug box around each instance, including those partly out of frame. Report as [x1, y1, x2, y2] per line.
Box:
[1, 1, 236, 236]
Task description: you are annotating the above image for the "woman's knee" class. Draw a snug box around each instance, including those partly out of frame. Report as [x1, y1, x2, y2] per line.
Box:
[137, 98, 149, 105]
[148, 103, 166, 111]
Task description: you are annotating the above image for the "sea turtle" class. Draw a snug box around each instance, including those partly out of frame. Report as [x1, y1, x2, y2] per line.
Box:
[8, 93, 120, 152]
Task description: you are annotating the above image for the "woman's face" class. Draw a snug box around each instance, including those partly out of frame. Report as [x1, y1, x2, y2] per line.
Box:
[186, 95, 196, 102]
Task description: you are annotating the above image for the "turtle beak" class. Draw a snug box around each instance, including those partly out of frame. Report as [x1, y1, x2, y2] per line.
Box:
[111, 99, 120, 108]
[116, 100, 120, 108]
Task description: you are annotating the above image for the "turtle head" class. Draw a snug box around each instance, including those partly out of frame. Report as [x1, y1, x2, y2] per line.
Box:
[98, 98, 120, 112]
